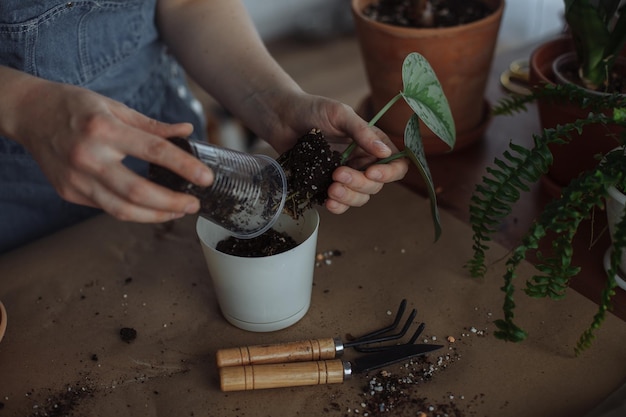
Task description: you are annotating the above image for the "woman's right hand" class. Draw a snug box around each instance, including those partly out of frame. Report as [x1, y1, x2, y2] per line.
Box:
[0, 66, 213, 222]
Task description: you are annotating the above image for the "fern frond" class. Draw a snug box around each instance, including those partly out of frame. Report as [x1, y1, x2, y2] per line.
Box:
[474, 81, 626, 354]
[576, 209, 626, 353]
[467, 139, 552, 278]
[575, 151, 626, 354]
[523, 169, 612, 300]
[493, 150, 625, 352]
[492, 246, 534, 342]
[494, 83, 626, 117]
[467, 110, 620, 278]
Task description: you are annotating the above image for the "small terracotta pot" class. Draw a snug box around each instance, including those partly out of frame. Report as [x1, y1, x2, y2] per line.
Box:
[529, 36, 623, 197]
[352, 0, 504, 154]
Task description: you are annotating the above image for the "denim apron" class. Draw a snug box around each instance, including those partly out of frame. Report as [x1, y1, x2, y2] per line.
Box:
[0, 0, 206, 253]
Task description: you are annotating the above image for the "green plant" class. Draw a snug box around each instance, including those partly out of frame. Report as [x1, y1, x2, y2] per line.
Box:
[565, 0, 626, 91]
[278, 52, 454, 235]
[342, 52, 456, 240]
[467, 82, 626, 354]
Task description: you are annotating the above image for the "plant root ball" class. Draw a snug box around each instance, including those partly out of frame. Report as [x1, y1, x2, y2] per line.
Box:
[277, 128, 341, 219]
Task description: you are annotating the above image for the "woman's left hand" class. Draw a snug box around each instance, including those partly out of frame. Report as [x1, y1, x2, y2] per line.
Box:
[260, 93, 409, 214]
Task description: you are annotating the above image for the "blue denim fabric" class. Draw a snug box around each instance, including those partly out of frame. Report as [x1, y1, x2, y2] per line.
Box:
[0, 0, 207, 253]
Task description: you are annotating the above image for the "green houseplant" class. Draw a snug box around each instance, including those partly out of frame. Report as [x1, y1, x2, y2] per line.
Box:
[351, 0, 502, 156]
[467, 0, 626, 354]
[350, 0, 502, 200]
[563, 0, 626, 91]
[347, 51, 456, 240]
[279, 51, 455, 241]
[530, 0, 626, 192]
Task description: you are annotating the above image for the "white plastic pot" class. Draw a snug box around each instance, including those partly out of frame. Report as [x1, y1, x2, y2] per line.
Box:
[605, 184, 626, 291]
[196, 210, 319, 332]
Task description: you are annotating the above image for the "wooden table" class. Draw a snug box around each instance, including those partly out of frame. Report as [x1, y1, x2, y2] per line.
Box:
[0, 182, 625, 417]
[0, 36, 625, 417]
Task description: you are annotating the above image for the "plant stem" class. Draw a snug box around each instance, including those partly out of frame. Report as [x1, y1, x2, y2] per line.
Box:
[374, 149, 409, 165]
[341, 93, 404, 163]
[341, 142, 357, 164]
[369, 93, 403, 127]
[355, 149, 409, 172]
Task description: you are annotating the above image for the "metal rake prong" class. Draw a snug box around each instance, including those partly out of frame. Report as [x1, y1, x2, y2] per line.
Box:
[344, 299, 407, 349]
[351, 307, 418, 352]
[407, 322, 425, 344]
[353, 322, 426, 353]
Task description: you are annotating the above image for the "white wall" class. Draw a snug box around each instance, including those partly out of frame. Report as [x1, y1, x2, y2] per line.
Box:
[242, 0, 342, 41]
[498, 0, 565, 51]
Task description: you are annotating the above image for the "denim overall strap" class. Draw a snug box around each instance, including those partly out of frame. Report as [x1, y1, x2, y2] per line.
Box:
[0, 1, 206, 253]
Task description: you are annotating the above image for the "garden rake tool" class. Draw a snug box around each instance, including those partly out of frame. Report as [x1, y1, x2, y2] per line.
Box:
[219, 341, 443, 391]
[216, 299, 428, 367]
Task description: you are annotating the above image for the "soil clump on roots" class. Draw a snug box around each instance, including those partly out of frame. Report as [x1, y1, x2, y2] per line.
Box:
[277, 128, 341, 219]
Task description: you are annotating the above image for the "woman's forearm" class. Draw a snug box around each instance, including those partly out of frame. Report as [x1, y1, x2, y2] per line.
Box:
[156, 0, 303, 141]
[0, 65, 49, 143]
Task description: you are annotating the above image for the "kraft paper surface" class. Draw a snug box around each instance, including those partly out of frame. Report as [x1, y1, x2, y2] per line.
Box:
[0, 183, 625, 417]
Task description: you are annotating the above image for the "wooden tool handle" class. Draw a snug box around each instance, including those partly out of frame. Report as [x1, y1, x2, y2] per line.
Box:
[219, 360, 346, 391]
[216, 338, 337, 367]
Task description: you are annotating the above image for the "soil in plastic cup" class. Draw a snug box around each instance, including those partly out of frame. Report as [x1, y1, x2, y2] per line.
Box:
[149, 138, 287, 238]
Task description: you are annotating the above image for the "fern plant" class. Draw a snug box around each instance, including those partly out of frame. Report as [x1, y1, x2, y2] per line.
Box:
[467, 83, 626, 354]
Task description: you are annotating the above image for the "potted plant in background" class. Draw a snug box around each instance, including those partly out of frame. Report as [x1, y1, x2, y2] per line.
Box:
[351, 0, 504, 161]
[528, 0, 626, 196]
[466, 0, 626, 355]
[468, 86, 626, 355]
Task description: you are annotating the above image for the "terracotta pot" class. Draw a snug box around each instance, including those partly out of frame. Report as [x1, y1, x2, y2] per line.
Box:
[351, 0, 504, 154]
[529, 36, 623, 197]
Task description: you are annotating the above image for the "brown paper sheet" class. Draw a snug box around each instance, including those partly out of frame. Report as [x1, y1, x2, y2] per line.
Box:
[0, 183, 625, 417]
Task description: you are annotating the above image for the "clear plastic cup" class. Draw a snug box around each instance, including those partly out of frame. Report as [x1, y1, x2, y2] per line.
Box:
[150, 138, 287, 239]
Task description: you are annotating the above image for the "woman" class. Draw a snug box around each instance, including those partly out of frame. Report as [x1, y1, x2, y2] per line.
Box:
[0, 0, 408, 253]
